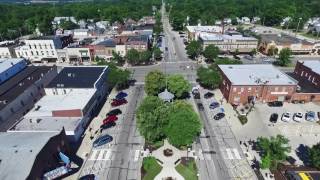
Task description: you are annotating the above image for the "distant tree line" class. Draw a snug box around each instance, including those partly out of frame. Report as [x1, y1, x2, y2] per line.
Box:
[166, 0, 320, 31]
[0, 0, 161, 40]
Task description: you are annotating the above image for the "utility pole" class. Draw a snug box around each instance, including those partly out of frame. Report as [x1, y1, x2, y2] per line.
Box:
[295, 17, 302, 37]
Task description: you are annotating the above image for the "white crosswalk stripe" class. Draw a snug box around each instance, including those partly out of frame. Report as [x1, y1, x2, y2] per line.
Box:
[224, 148, 242, 160]
[88, 149, 112, 161]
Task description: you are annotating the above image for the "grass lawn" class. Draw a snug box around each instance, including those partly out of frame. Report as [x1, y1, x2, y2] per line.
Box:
[142, 157, 162, 180]
[176, 159, 198, 180]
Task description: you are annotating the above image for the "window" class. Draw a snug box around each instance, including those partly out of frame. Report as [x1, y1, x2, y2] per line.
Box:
[282, 87, 286, 92]
[51, 51, 54, 55]
[240, 87, 244, 92]
[301, 71, 304, 76]
[223, 80, 226, 85]
[31, 51, 34, 55]
[305, 72, 308, 77]
[233, 87, 237, 92]
[275, 87, 278, 91]
[248, 87, 252, 91]
[308, 75, 311, 81]
[36, 51, 39, 55]
[50, 44, 53, 49]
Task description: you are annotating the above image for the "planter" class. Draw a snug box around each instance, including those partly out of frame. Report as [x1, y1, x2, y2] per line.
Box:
[163, 148, 173, 157]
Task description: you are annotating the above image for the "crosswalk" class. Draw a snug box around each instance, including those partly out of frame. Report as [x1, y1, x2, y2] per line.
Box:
[88, 149, 112, 161]
[223, 148, 242, 160]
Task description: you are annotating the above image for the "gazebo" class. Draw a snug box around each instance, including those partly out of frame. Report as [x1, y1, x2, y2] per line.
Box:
[158, 88, 174, 102]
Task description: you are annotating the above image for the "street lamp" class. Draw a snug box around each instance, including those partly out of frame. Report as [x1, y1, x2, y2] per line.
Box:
[295, 17, 302, 37]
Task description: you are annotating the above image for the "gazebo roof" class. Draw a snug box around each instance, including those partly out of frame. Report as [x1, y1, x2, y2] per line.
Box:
[158, 89, 174, 102]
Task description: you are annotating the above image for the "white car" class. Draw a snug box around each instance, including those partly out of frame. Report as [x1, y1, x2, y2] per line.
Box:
[281, 112, 291, 122]
[293, 113, 303, 122]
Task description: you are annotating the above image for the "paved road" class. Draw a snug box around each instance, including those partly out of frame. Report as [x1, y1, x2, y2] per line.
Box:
[78, 85, 145, 180]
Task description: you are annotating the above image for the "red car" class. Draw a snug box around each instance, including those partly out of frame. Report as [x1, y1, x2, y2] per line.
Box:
[103, 115, 118, 124]
[111, 98, 127, 107]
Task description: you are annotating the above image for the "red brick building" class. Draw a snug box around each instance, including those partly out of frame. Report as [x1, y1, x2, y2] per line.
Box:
[218, 64, 298, 104]
[294, 60, 320, 88]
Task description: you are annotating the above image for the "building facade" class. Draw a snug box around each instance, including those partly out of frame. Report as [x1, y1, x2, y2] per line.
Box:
[0, 58, 27, 84]
[15, 35, 73, 63]
[199, 32, 258, 53]
[186, 26, 223, 41]
[219, 64, 298, 104]
[294, 60, 320, 88]
[0, 41, 20, 58]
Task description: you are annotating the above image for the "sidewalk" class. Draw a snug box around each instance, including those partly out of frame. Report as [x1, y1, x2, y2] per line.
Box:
[152, 140, 188, 180]
[67, 88, 118, 180]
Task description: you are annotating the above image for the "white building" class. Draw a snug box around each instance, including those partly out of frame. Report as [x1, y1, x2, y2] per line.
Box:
[15, 35, 73, 63]
[57, 46, 92, 63]
[10, 66, 108, 142]
[186, 25, 223, 41]
[0, 41, 20, 58]
[73, 29, 91, 39]
[199, 32, 258, 53]
[241, 17, 251, 24]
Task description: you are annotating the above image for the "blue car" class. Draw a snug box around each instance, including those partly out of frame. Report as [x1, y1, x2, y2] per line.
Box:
[116, 92, 128, 99]
[306, 111, 316, 121]
[209, 102, 220, 109]
[93, 134, 113, 148]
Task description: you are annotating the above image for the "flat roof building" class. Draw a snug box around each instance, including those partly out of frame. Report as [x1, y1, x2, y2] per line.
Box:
[186, 25, 223, 41]
[259, 34, 320, 55]
[219, 64, 298, 104]
[199, 32, 258, 53]
[0, 58, 27, 84]
[11, 66, 108, 141]
[0, 65, 57, 131]
[0, 130, 71, 180]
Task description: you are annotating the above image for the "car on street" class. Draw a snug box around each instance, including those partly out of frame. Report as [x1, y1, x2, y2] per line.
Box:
[100, 121, 116, 130]
[306, 111, 317, 121]
[115, 92, 128, 99]
[93, 134, 113, 148]
[209, 101, 220, 109]
[197, 103, 204, 111]
[103, 115, 118, 124]
[111, 98, 127, 106]
[107, 108, 122, 116]
[281, 112, 291, 122]
[79, 174, 96, 180]
[214, 112, 225, 120]
[269, 113, 278, 123]
[293, 113, 303, 122]
[267, 101, 283, 107]
[204, 92, 214, 99]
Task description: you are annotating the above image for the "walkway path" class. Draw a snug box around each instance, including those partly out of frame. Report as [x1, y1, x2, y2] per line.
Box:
[152, 140, 191, 180]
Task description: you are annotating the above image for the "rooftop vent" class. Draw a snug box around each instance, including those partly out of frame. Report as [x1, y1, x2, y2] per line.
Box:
[228, 66, 233, 69]
[35, 106, 41, 111]
[276, 74, 280, 78]
[36, 118, 42, 123]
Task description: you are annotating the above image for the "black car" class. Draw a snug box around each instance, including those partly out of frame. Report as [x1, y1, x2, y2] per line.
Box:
[79, 174, 95, 180]
[100, 121, 116, 130]
[93, 134, 113, 148]
[193, 92, 200, 99]
[204, 92, 214, 99]
[269, 113, 278, 123]
[197, 103, 204, 111]
[107, 109, 122, 116]
[267, 101, 283, 107]
[214, 113, 225, 120]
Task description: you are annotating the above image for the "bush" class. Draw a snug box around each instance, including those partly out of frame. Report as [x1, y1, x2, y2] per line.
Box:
[238, 115, 248, 125]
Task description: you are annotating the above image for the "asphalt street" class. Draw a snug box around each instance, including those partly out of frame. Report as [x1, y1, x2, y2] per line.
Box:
[79, 85, 145, 180]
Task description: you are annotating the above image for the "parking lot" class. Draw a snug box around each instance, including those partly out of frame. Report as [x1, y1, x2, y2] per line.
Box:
[233, 101, 320, 166]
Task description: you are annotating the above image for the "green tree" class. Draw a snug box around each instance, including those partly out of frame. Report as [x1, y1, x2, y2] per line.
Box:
[59, 20, 79, 30]
[214, 57, 243, 65]
[145, 70, 166, 96]
[165, 101, 201, 147]
[153, 47, 162, 60]
[126, 49, 140, 65]
[308, 143, 320, 169]
[186, 40, 202, 59]
[250, 48, 257, 56]
[278, 48, 292, 66]
[111, 51, 125, 65]
[167, 74, 191, 99]
[261, 152, 272, 169]
[106, 62, 131, 90]
[203, 45, 219, 62]
[267, 46, 278, 56]
[139, 50, 152, 64]
[137, 96, 169, 142]
[197, 66, 222, 89]
[257, 135, 291, 170]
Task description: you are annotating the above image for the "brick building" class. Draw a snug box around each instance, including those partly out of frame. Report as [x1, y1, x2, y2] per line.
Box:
[218, 64, 298, 104]
[294, 60, 320, 88]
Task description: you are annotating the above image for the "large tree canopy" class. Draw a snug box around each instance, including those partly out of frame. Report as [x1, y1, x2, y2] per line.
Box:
[257, 135, 291, 170]
[186, 40, 202, 59]
[165, 101, 202, 147]
[167, 74, 191, 99]
[308, 143, 320, 169]
[145, 70, 166, 96]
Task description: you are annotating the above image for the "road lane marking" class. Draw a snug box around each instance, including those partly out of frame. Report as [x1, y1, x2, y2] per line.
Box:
[233, 149, 241, 159]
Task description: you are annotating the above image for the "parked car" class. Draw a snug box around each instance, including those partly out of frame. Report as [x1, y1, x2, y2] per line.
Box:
[269, 113, 278, 123]
[209, 102, 220, 109]
[93, 134, 113, 148]
[267, 101, 283, 107]
[79, 174, 96, 180]
[306, 111, 317, 121]
[116, 92, 128, 99]
[103, 115, 118, 124]
[107, 109, 122, 116]
[197, 103, 204, 111]
[111, 98, 127, 106]
[204, 92, 214, 99]
[293, 113, 303, 122]
[100, 121, 116, 130]
[244, 55, 253, 60]
[281, 112, 291, 122]
[214, 112, 225, 120]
